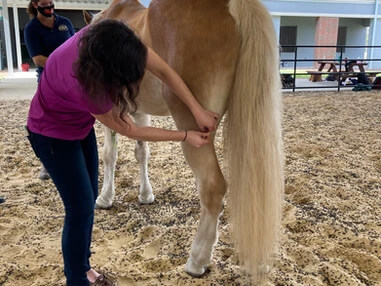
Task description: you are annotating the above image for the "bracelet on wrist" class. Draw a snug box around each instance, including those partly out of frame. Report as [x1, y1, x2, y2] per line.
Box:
[182, 130, 188, 142]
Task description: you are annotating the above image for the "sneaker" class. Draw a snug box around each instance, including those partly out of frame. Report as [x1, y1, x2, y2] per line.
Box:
[90, 273, 117, 286]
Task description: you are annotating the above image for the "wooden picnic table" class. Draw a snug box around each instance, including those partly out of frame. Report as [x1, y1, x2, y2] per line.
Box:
[307, 61, 339, 82]
[307, 61, 370, 82]
[346, 61, 368, 72]
[318, 61, 339, 72]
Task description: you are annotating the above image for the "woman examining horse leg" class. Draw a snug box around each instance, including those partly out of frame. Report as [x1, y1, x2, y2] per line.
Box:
[26, 19, 218, 286]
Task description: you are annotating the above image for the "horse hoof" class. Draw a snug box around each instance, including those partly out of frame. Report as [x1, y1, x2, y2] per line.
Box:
[95, 198, 113, 210]
[259, 264, 270, 274]
[185, 258, 208, 278]
[139, 194, 155, 205]
[95, 202, 113, 210]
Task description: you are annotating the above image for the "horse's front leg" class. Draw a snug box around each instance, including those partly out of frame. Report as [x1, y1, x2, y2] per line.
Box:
[96, 126, 118, 209]
[183, 143, 227, 277]
[132, 112, 154, 204]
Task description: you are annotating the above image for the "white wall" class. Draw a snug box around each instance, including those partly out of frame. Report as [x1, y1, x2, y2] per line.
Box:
[336, 18, 369, 61]
[280, 16, 316, 68]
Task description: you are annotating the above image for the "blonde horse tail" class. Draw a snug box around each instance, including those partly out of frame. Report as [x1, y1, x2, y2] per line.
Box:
[226, 0, 284, 278]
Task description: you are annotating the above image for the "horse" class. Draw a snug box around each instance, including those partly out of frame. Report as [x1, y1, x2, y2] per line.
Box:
[85, 0, 284, 279]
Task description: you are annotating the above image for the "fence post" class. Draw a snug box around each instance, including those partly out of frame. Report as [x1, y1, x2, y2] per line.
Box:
[338, 46, 344, 92]
[293, 46, 298, 92]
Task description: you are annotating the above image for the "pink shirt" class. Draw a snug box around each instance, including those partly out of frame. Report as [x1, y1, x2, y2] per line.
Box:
[27, 27, 113, 140]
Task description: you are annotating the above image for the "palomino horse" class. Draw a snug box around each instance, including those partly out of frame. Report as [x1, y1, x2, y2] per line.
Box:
[87, 0, 284, 279]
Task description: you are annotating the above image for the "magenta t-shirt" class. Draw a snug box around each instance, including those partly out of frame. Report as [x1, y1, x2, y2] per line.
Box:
[27, 27, 113, 140]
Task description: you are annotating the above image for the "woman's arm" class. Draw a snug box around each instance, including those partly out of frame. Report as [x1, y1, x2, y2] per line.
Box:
[91, 107, 210, 148]
[145, 47, 219, 132]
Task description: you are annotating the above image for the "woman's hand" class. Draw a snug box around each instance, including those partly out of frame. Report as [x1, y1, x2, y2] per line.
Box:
[184, 130, 211, 147]
[194, 107, 219, 132]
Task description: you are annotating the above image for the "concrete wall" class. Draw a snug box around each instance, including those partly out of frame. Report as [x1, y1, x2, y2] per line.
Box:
[279, 16, 317, 68]
[336, 18, 369, 61]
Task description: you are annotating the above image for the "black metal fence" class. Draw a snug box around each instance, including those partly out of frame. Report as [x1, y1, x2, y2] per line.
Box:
[280, 45, 381, 92]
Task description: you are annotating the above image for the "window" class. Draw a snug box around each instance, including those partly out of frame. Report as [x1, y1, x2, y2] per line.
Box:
[280, 26, 297, 53]
[336, 26, 347, 52]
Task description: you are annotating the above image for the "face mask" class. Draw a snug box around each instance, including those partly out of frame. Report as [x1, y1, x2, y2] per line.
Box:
[37, 4, 54, 18]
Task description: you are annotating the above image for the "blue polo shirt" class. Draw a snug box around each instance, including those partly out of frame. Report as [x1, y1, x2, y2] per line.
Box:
[24, 14, 74, 79]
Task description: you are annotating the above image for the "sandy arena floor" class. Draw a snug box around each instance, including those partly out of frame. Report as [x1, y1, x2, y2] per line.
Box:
[0, 91, 380, 285]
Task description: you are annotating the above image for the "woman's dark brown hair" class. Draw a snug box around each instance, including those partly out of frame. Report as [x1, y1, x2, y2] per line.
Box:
[75, 19, 147, 121]
[27, 0, 38, 18]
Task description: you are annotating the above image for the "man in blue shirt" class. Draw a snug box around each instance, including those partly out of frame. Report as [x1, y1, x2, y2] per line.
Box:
[24, 0, 75, 180]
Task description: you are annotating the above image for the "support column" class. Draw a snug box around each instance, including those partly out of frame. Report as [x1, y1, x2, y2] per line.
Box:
[272, 15, 281, 42]
[314, 17, 339, 66]
[13, 4, 22, 71]
[369, 0, 380, 69]
[1, 0, 14, 75]
[369, 18, 381, 69]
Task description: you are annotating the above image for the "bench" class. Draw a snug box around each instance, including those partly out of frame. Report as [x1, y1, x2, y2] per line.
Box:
[306, 71, 330, 82]
[306, 71, 381, 82]
[341, 72, 380, 82]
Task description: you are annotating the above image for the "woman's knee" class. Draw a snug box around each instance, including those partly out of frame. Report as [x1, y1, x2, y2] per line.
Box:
[65, 204, 95, 223]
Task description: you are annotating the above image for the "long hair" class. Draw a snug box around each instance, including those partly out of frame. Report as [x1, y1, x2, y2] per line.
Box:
[27, 0, 38, 18]
[75, 19, 147, 121]
[225, 0, 284, 278]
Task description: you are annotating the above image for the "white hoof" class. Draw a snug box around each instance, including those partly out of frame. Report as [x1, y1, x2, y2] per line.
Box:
[95, 196, 113, 209]
[139, 193, 155, 204]
[185, 257, 208, 278]
[259, 264, 270, 274]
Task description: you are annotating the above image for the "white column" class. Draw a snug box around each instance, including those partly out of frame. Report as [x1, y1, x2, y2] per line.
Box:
[272, 15, 281, 42]
[1, 0, 13, 75]
[369, 0, 379, 68]
[13, 4, 22, 71]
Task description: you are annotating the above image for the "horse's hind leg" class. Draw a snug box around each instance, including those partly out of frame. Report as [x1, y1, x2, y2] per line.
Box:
[96, 127, 118, 209]
[132, 112, 154, 204]
[182, 143, 227, 277]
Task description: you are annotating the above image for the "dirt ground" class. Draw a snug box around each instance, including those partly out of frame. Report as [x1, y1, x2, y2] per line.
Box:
[0, 91, 380, 285]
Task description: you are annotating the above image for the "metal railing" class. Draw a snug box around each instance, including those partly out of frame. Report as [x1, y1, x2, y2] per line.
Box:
[280, 45, 381, 92]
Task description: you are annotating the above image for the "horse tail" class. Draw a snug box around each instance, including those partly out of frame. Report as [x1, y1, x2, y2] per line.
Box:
[226, 0, 284, 277]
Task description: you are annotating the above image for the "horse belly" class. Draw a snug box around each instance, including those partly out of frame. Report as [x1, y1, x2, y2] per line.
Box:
[136, 72, 170, 116]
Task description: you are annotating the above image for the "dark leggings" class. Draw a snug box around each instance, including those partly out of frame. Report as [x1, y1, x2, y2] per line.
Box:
[27, 128, 98, 286]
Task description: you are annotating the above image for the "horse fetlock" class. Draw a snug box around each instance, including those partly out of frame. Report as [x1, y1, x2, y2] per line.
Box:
[185, 257, 209, 278]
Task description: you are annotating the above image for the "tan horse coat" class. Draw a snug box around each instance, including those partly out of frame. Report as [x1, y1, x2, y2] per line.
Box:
[91, 0, 284, 279]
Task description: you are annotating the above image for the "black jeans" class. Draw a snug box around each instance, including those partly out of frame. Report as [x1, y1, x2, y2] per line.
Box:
[27, 127, 98, 286]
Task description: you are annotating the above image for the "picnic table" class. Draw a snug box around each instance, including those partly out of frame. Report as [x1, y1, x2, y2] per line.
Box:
[341, 61, 368, 81]
[307, 61, 339, 82]
[307, 61, 378, 82]
[346, 61, 367, 72]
